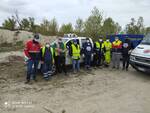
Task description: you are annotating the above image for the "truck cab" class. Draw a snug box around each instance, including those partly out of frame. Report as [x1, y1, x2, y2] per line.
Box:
[130, 34, 150, 73]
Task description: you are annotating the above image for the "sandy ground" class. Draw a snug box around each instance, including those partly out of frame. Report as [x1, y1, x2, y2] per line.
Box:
[0, 51, 150, 113]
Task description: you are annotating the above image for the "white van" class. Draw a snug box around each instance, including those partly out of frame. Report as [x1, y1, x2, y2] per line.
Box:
[130, 34, 150, 73]
[51, 34, 94, 65]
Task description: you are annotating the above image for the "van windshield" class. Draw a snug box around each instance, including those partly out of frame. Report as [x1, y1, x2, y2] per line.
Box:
[141, 34, 150, 45]
[62, 38, 69, 43]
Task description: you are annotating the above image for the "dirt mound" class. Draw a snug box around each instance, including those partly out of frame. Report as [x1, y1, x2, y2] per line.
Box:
[0, 51, 23, 63]
[0, 29, 57, 45]
[0, 53, 25, 88]
[8, 55, 24, 63]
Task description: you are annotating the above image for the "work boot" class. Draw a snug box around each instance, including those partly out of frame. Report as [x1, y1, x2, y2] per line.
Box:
[65, 72, 68, 76]
[45, 77, 50, 81]
[99, 66, 102, 69]
[33, 79, 37, 82]
[105, 63, 109, 67]
[112, 66, 115, 69]
[117, 65, 120, 69]
[25, 80, 30, 84]
[87, 67, 92, 71]
[73, 70, 76, 74]
[77, 69, 80, 73]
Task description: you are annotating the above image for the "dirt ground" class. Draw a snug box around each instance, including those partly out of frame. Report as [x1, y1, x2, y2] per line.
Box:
[0, 52, 150, 113]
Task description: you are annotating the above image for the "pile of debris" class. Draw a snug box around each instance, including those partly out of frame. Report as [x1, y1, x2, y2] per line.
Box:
[0, 51, 23, 64]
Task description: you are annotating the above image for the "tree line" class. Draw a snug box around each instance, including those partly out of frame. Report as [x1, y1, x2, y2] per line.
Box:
[1, 7, 150, 40]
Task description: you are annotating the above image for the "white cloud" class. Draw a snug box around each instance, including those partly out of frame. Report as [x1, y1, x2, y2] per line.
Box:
[0, 0, 150, 27]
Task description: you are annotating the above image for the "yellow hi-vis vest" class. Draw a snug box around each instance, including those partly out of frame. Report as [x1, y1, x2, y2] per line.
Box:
[55, 42, 66, 56]
[112, 40, 122, 47]
[95, 41, 104, 50]
[71, 44, 80, 60]
[42, 46, 54, 62]
[104, 41, 112, 51]
[95, 41, 100, 49]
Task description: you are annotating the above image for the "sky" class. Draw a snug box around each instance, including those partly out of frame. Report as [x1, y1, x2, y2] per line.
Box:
[0, 0, 150, 28]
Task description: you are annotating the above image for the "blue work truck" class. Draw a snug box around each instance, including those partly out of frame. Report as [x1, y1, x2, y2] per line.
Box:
[107, 34, 144, 48]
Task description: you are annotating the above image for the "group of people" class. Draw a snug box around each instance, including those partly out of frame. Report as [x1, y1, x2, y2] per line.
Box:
[82, 36, 132, 70]
[24, 34, 66, 83]
[24, 34, 133, 84]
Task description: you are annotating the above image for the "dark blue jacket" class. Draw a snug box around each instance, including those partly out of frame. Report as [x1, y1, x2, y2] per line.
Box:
[40, 47, 52, 63]
[82, 42, 93, 56]
[122, 39, 133, 57]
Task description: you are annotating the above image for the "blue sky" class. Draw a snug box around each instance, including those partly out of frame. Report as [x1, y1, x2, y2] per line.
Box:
[0, 0, 150, 27]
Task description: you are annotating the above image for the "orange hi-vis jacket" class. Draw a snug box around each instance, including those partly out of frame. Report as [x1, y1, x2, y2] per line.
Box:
[112, 40, 122, 52]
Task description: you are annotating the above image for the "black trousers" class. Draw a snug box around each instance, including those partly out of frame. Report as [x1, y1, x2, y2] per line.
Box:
[55, 56, 67, 74]
[93, 52, 102, 67]
[122, 55, 130, 69]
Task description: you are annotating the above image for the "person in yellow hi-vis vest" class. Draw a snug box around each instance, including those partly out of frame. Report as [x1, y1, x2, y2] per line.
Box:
[93, 39, 104, 68]
[41, 42, 54, 80]
[70, 39, 81, 74]
[53, 38, 67, 75]
[104, 39, 112, 67]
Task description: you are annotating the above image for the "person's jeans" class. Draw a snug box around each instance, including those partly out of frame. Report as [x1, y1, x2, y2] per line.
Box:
[27, 59, 39, 81]
[72, 59, 80, 71]
[43, 62, 52, 79]
[85, 55, 91, 68]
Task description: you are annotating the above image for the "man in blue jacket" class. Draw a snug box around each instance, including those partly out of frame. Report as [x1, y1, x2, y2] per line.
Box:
[82, 38, 93, 69]
[41, 42, 54, 80]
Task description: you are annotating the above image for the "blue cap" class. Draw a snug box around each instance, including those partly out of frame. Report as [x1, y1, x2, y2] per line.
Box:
[73, 39, 77, 42]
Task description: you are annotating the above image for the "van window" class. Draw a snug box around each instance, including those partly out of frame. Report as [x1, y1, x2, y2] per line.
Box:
[81, 39, 87, 45]
[81, 38, 91, 47]
[81, 39, 90, 45]
[62, 38, 68, 43]
[141, 34, 150, 45]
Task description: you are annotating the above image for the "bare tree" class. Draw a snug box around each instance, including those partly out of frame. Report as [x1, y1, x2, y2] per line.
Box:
[13, 9, 22, 30]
